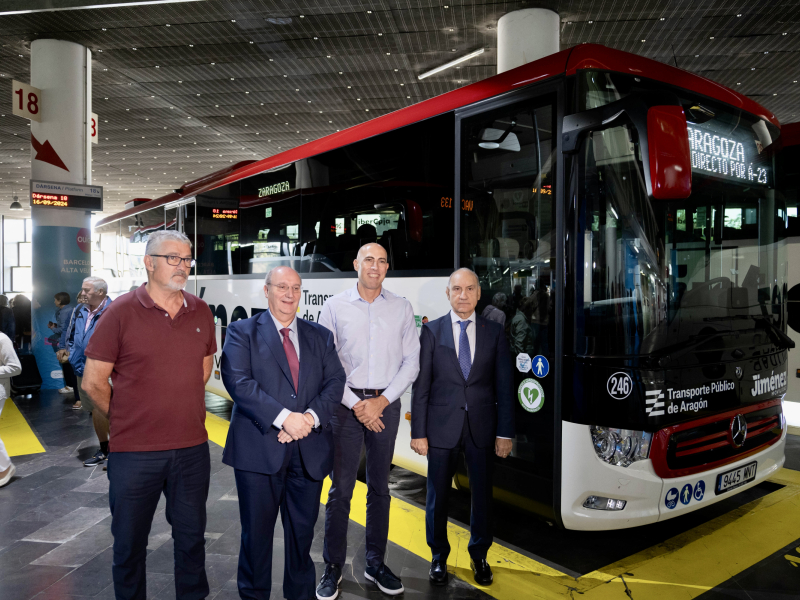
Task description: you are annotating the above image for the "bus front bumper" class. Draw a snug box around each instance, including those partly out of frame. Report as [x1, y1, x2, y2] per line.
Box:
[561, 420, 786, 531]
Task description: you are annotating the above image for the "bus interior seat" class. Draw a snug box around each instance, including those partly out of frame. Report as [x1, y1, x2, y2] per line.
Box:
[478, 237, 520, 259]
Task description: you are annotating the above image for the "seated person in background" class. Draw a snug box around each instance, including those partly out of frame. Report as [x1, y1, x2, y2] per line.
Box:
[481, 292, 507, 328]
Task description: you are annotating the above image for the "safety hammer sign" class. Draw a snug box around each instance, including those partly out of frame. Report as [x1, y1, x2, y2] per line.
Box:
[12, 80, 42, 123]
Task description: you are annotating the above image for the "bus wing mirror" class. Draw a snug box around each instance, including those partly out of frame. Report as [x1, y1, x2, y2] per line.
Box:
[647, 106, 692, 199]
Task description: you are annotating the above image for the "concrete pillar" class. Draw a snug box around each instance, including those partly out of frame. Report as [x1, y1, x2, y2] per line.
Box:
[29, 39, 93, 389]
[497, 8, 560, 74]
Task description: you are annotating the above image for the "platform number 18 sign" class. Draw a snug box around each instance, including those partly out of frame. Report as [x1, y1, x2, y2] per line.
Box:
[607, 372, 633, 400]
[12, 80, 42, 123]
[91, 113, 98, 144]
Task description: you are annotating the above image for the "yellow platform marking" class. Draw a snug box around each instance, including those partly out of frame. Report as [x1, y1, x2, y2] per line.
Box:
[0, 397, 45, 456]
[205, 411, 230, 447]
[205, 413, 800, 599]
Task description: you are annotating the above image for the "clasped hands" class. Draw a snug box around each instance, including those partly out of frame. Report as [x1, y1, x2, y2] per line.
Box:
[277, 412, 315, 443]
[353, 395, 389, 433]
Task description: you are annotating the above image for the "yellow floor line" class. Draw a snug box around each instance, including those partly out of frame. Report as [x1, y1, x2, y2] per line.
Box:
[205, 411, 230, 447]
[0, 397, 45, 457]
[205, 414, 800, 599]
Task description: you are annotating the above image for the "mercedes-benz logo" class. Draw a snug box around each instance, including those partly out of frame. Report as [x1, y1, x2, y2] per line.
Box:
[729, 414, 748, 448]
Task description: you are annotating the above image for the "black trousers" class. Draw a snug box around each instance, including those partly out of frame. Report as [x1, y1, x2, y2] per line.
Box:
[425, 416, 494, 562]
[108, 442, 210, 600]
[60, 360, 80, 405]
[235, 442, 324, 600]
[323, 397, 401, 569]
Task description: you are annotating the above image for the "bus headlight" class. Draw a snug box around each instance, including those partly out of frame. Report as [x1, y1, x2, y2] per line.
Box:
[590, 426, 652, 467]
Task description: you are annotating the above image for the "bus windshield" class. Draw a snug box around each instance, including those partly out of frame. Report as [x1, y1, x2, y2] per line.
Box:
[574, 72, 788, 362]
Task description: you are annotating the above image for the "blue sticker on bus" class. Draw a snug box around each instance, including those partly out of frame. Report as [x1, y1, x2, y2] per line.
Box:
[680, 484, 693, 505]
[693, 480, 705, 502]
[665, 488, 679, 510]
[532, 355, 549, 378]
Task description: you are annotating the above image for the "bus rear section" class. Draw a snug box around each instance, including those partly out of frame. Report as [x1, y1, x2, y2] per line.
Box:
[559, 70, 789, 529]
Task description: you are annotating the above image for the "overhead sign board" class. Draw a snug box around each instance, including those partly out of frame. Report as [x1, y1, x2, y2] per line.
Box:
[12, 80, 42, 123]
[30, 180, 103, 211]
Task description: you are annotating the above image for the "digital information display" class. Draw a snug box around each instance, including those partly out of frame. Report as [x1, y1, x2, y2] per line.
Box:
[686, 126, 769, 185]
[30, 180, 103, 211]
[212, 208, 238, 219]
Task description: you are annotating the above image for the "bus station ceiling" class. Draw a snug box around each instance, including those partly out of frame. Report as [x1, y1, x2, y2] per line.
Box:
[0, 0, 796, 218]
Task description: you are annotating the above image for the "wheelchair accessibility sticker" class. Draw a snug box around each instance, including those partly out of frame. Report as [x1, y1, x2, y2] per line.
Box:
[665, 480, 706, 510]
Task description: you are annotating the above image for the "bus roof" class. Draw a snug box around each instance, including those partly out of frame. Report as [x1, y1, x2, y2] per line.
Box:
[97, 43, 779, 228]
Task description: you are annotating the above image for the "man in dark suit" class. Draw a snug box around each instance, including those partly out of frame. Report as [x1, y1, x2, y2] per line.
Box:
[221, 266, 346, 600]
[410, 268, 514, 587]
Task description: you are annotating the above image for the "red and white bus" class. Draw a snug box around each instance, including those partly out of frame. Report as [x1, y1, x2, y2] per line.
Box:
[94, 44, 790, 530]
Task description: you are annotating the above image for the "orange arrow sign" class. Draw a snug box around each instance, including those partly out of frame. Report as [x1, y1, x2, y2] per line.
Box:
[31, 134, 69, 171]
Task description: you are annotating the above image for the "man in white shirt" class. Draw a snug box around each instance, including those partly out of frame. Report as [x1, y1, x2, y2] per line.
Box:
[316, 243, 420, 599]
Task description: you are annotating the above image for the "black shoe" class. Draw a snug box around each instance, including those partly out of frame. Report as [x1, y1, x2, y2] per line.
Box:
[364, 563, 404, 595]
[470, 558, 493, 586]
[429, 559, 448, 586]
[316, 563, 342, 600]
[83, 450, 106, 467]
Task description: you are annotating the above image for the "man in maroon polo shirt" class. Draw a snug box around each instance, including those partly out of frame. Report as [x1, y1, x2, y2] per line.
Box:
[82, 230, 216, 600]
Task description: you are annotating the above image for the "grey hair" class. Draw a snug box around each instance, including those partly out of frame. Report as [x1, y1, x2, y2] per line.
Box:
[447, 268, 479, 289]
[145, 230, 192, 256]
[491, 292, 507, 307]
[265, 266, 302, 286]
[83, 276, 108, 295]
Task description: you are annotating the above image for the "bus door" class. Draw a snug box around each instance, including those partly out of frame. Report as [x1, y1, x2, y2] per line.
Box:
[458, 92, 559, 514]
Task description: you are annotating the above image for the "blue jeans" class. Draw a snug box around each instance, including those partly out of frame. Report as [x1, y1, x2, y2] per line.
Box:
[108, 442, 210, 600]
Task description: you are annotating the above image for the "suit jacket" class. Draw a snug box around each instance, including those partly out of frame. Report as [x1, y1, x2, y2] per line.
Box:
[221, 310, 346, 479]
[411, 313, 514, 449]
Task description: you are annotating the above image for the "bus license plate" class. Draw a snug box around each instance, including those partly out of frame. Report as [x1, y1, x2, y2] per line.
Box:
[716, 462, 757, 494]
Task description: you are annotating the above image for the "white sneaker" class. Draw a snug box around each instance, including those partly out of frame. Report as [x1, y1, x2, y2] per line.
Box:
[0, 463, 16, 487]
[58, 387, 73, 394]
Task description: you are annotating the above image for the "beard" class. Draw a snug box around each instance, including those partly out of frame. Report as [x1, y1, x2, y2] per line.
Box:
[167, 272, 188, 291]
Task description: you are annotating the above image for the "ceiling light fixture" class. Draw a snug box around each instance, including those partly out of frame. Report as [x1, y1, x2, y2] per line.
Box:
[418, 48, 484, 80]
[9, 195, 22, 211]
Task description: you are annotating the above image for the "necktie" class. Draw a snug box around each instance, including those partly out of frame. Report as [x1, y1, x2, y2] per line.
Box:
[458, 320, 472, 380]
[280, 328, 299, 392]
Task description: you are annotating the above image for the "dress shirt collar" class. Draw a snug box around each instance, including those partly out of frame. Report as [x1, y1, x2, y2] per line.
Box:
[450, 309, 476, 326]
[348, 283, 387, 303]
[269, 309, 297, 337]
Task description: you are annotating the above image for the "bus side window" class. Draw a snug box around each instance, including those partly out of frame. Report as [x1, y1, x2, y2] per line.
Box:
[298, 114, 455, 273]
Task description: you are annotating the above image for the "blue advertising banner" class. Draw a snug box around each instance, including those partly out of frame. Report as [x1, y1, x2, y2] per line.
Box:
[31, 225, 91, 389]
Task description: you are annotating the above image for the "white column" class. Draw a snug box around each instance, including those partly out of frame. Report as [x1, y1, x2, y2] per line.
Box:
[29, 39, 92, 389]
[497, 9, 560, 74]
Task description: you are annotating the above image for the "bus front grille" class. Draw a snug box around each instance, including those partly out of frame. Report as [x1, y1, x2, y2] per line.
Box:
[650, 399, 784, 478]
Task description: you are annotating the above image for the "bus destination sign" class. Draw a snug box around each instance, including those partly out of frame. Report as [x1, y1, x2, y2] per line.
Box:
[686, 126, 769, 186]
[30, 180, 103, 211]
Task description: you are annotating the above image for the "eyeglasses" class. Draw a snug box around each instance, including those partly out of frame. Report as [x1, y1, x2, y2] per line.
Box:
[149, 254, 196, 268]
[268, 283, 301, 295]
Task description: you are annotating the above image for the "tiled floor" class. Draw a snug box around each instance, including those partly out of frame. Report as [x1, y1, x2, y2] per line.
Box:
[0, 391, 491, 600]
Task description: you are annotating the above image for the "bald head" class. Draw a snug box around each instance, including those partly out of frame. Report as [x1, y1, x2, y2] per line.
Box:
[354, 243, 388, 294]
[447, 268, 479, 289]
[356, 243, 387, 262]
[446, 268, 481, 319]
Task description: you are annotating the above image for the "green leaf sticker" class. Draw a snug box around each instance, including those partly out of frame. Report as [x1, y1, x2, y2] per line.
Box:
[518, 378, 544, 413]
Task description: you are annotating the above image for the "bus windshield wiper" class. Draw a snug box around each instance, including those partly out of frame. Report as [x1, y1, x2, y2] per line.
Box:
[704, 315, 795, 350]
[649, 329, 745, 367]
